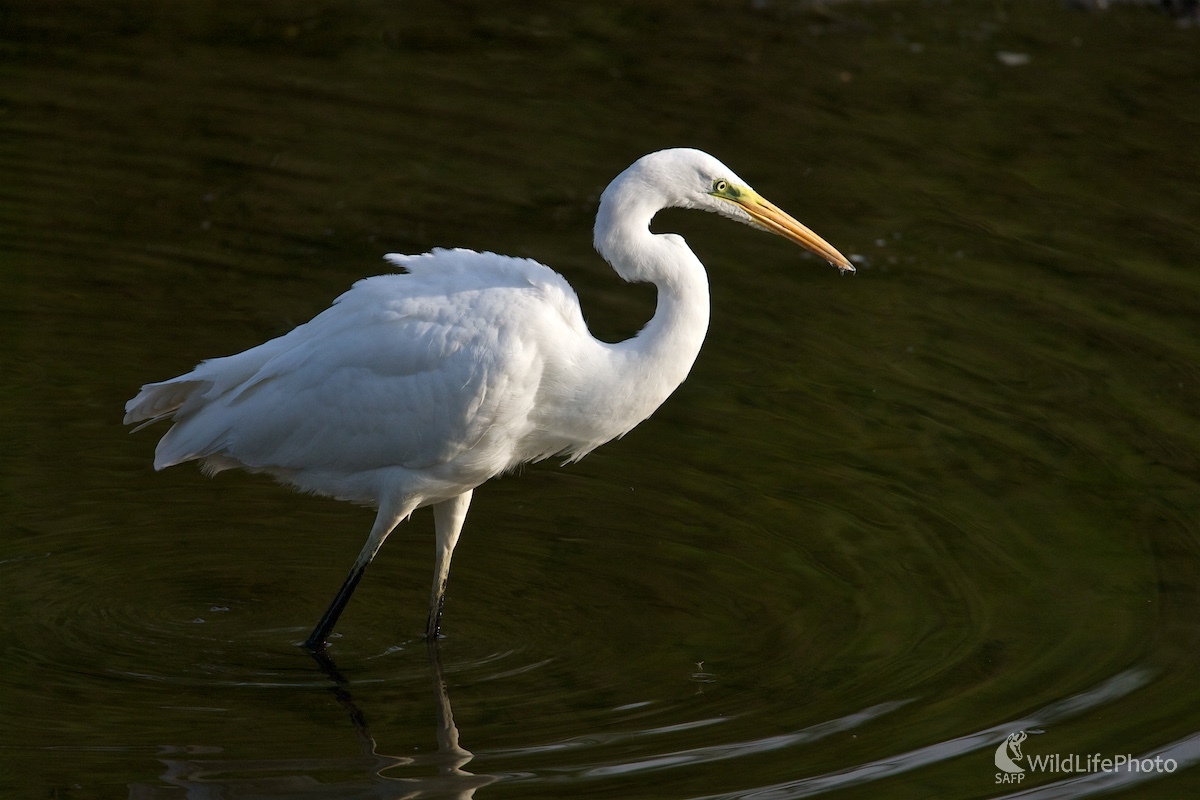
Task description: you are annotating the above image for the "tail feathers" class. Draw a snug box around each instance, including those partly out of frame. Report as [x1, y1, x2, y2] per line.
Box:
[123, 378, 211, 431]
[126, 377, 234, 471]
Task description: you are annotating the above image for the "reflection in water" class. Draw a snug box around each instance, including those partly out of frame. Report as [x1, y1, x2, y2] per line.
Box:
[993, 731, 1200, 800]
[686, 669, 1182, 800]
[97, 658, 1200, 799]
[134, 644, 497, 799]
[579, 699, 911, 778]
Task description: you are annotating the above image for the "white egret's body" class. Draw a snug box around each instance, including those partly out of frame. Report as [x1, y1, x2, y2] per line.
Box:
[125, 148, 852, 649]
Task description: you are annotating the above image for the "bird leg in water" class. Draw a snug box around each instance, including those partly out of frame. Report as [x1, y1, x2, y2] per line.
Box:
[426, 490, 473, 639]
[305, 499, 415, 650]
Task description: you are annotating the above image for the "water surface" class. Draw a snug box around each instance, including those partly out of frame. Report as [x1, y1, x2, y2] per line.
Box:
[2, 1, 1199, 797]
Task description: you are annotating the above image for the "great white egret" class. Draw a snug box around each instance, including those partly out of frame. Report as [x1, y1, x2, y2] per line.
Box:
[125, 148, 853, 650]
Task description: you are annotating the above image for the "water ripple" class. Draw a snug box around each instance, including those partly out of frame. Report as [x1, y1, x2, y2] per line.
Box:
[681, 670, 1152, 799]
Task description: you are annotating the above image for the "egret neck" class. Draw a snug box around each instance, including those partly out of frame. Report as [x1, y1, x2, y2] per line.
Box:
[589, 170, 711, 437]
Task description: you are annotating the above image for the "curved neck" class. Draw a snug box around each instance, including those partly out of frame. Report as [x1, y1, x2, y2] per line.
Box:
[584, 185, 711, 435]
[602, 226, 711, 374]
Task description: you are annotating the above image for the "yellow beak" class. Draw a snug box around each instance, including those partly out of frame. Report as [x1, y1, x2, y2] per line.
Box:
[720, 187, 854, 273]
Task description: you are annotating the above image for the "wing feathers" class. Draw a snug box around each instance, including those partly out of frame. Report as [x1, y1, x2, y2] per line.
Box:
[126, 248, 591, 500]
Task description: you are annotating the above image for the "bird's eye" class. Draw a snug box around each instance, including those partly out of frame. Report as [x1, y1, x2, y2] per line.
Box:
[712, 179, 729, 193]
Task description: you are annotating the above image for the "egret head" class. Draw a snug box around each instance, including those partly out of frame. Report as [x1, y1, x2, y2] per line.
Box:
[599, 148, 854, 275]
[693, 153, 853, 273]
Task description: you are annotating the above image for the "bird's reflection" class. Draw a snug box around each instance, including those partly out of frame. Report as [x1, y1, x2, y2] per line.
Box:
[140, 642, 497, 799]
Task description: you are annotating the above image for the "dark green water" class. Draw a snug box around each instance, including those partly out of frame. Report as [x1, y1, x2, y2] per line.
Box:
[3, 1, 1199, 797]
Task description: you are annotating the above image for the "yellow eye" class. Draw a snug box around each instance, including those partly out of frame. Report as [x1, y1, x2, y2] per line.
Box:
[713, 179, 729, 193]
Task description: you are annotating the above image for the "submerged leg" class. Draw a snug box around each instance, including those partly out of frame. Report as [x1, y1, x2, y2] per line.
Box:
[426, 490, 473, 640]
[304, 498, 415, 651]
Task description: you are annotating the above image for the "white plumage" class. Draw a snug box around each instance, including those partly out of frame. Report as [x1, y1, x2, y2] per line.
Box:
[125, 148, 852, 649]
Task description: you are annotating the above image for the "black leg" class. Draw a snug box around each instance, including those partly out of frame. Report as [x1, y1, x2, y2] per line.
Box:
[303, 501, 413, 650]
[305, 563, 367, 651]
